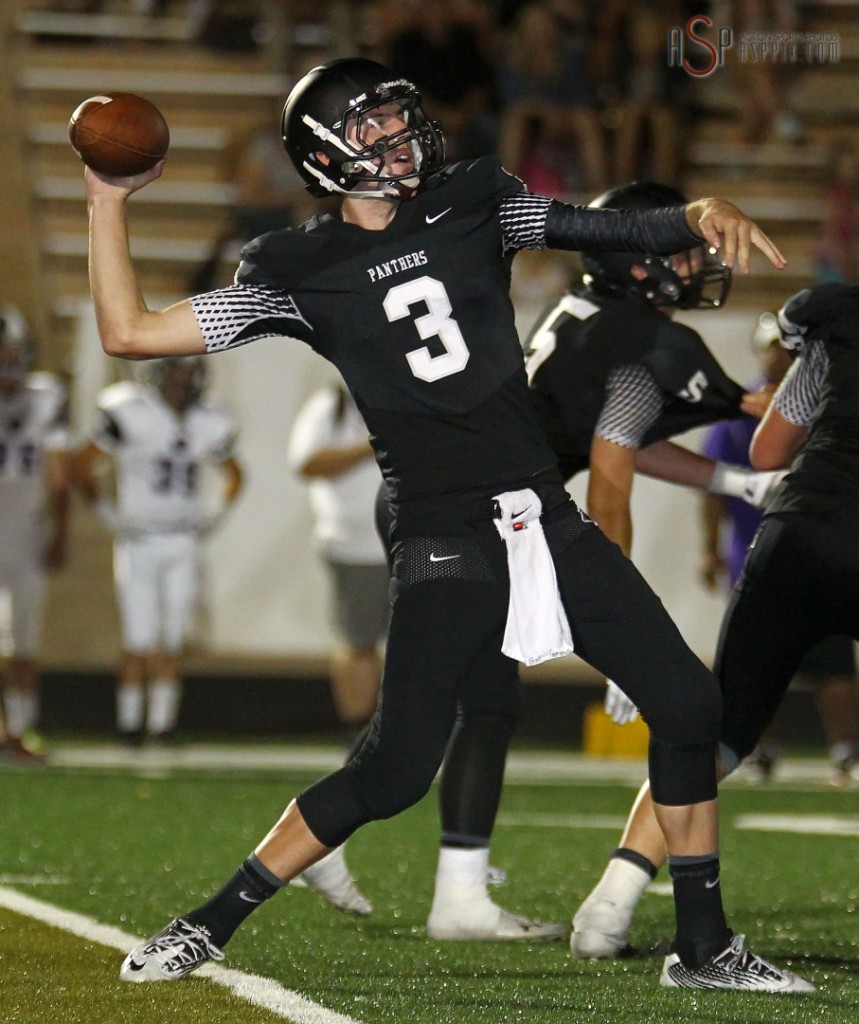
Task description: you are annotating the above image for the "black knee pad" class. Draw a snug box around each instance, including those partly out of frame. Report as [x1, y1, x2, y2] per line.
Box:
[646, 671, 722, 750]
[648, 737, 718, 806]
[357, 756, 439, 822]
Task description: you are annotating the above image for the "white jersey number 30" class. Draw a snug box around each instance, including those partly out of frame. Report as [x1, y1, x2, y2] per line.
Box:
[383, 276, 470, 382]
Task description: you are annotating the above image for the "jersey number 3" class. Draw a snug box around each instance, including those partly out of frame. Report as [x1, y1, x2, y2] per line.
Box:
[383, 276, 470, 382]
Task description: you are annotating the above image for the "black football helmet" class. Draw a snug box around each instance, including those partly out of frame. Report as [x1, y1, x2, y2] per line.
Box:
[281, 58, 445, 200]
[0, 305, 36, 386]
[777, 282, 859, 353]
[581, 182, 732, 310]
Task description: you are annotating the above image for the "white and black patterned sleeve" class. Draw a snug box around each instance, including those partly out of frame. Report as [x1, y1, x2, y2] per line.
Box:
[595, 364, 665, 449]
[498, 193, 555, 253]
[190, 284, 313, 353]
[773, 338, 827, 425]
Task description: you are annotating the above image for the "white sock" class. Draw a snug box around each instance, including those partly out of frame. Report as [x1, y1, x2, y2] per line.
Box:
[146, 679, 182, 734]
[4, 689, 38, 737]
[590, 856, 652, 907]
[117, 685, 145, 733]
[831, 740, 859, 764]
[435, 846, 490, 892]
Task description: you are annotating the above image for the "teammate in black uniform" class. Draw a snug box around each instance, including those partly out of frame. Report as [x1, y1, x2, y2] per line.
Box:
[403, 183, 785, 943]
[572, 283, 859, 974]
[82, 58, 810, 993]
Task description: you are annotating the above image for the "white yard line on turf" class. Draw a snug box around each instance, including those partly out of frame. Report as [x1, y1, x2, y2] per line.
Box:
[38, 744, 847, 789]
[735, 813, 859, 837]
[496, 812, 629, 829]
[500, 812, 859, 837]
[0, 886, 361, 1024]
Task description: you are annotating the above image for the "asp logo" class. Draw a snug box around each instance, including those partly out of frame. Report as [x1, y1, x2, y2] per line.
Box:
[668, 15, 733, 77]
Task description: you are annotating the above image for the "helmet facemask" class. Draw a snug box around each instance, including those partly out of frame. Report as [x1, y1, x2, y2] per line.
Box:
[584, 245, 731, 310]
[291, 78, 444, 200]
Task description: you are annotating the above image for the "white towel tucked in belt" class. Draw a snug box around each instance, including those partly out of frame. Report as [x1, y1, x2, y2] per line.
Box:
[492, 488, 574, 666]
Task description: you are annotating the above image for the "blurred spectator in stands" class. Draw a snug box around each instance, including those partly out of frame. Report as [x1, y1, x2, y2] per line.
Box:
[0, 306, 71, 762]
[190, 107, 321, 293]
[496, 0, 607, 196]
[814, 140, 859, 285]
[287, 384, 388, 738]
[699, 311, 859, 785]
[384, 0, 499, 160]
[130, 0, 169, 16]
[193, 0, 264, 54]
[728, 0, 804, 144]
[595, 1, 691, 187]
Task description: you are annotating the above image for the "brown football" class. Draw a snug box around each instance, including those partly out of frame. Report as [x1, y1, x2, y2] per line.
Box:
[69, 92, 169, 176]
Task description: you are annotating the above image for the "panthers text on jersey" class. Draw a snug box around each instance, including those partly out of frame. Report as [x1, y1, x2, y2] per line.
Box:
[524, 287, 746, 479]
[192, 157, 556, 520]
[0, 372, 70, 562]
[93, 380, 237, 534]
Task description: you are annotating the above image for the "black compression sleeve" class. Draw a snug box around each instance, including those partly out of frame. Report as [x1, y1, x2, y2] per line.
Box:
[544, 202, 705, 255]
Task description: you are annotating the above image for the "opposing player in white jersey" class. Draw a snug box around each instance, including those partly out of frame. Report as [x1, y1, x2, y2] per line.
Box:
[0, 305, 71, 760]
[75, 357, 243, 746]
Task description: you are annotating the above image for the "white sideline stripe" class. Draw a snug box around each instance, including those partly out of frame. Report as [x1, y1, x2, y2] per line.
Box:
[0, 874, 68, 885]
[496, 813, 628, 830]
[735, 813, 859, 837]
[0, 887, 361, 1024]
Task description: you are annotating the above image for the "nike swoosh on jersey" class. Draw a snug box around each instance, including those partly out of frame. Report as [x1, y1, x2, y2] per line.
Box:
[425, 208, 452, 224]
[429, 553, 461, 562]
[238, 890, 263, 903]
[126, 958, 147, 972]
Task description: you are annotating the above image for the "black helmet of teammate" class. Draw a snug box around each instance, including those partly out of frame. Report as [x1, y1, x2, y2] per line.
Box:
[581, 182, 732, 310]
[281, 57, 445, 200]
[777, 282, 859, 353]
[0, 305, 36, 386]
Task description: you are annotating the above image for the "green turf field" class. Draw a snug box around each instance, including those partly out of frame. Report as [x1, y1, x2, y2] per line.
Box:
[1, 747, 857, 1024]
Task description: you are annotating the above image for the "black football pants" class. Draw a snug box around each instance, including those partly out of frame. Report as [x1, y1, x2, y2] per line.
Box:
[298, 493, 721, 847]
[718, 511, 859, 767]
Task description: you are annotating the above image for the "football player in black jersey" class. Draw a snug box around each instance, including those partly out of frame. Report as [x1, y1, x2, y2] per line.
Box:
[416, 182, 786, 944]
[572, 283, 859, 974]
[82, 58, 811, 993]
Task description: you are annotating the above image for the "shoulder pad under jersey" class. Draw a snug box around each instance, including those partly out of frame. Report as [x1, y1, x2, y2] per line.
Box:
[236, 223, 332, 289]
[428, 155, 525, 205]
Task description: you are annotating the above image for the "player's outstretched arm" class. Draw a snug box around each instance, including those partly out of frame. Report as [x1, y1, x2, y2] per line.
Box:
[749, 403, 807, 470]
[685, 198, 787, 274]
[85, 164, 206, 359]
